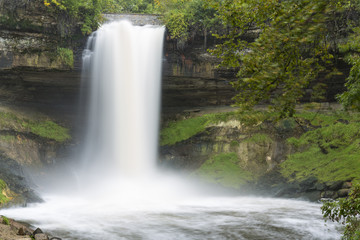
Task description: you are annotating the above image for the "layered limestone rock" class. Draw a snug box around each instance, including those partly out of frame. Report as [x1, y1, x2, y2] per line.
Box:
[160, 122, 289, 174]
[0, 0, 80, 70]
[159, 111, 355, 201]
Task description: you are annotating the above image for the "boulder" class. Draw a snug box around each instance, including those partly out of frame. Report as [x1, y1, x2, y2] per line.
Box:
[342, 181, 352, 189]
[337, 188, 351, 198]
[34, 233, 48, 240]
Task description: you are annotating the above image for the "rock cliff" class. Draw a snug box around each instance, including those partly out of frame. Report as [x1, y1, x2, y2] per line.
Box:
[159, 108, 358, 201]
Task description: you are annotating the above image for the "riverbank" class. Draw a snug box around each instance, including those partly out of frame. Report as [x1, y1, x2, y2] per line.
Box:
[0, 215, 57, 240]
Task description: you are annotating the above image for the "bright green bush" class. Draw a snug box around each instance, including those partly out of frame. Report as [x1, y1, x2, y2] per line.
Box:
[322, 183, 360, 240]
[57, 47, 74, 68]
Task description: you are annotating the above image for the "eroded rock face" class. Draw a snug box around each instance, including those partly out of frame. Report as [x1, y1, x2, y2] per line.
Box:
[0, 154, 41, 204]
[0, 133, 57, 167]
[0, 0, 82, 70]
[162, 40, 236, 109]
[160, 123, 291, 174]
[160, 117, 355, 201]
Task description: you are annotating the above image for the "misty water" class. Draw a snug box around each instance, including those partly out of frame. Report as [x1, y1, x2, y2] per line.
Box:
[0, 21, 342, 239]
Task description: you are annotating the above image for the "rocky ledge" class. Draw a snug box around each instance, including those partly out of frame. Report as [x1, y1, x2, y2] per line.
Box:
[159, 106, 359, 201]
[0, 215, 60, 240]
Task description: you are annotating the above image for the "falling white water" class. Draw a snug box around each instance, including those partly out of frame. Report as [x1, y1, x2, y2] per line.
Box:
[81, 20, 164, 179]
[0, 21, 342, 240]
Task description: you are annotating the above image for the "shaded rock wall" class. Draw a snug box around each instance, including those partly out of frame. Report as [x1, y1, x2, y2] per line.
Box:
[159, 116, 353, 201]
[0, 0, 83, 70]
[160, 122, 291, 174]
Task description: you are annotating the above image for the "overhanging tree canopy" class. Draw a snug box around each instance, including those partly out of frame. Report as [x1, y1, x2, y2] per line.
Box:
[210, 0, 344, 118]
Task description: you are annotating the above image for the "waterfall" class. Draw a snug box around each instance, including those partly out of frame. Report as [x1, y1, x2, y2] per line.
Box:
[0, 20, 342, 240]
[81, 20, 165, 179]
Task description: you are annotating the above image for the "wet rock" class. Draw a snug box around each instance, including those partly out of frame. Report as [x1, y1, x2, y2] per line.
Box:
[50, 237, 62, 240]
[33, 228, 43, 235]
[321, 191, 336, 199]
[18, 227, 26, 235]
[327, 181, 343, 190]
[13, 222, 32, 236]
[337, 189, 351, 198]
[342, 182, 352, 189]
[301, 191, 321, 202]
[314, 182, 326, 191]
[273, 182, 300, 198]
[0, 154, 42, 205]
[34, 233, 48, 240]
[299, 176, 318, 191]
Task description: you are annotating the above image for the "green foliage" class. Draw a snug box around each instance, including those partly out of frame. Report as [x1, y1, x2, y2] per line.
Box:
[282, 139, 360, 182]
[294, 110, 355, 127]
[337, 23, 360, 110]
[230, 140, 239, 147]
[44, 0, 102, 35]
[1, 215, 10, 225]
[322, 183, 360, 239]
[44, 0, 158, 34]
[0, 180, 10, 206]
[100, 0, 156, 13]
[163, 9, 188, 40]
[56, 47, 74, 68]
[193, 152, 253, 189]
[0, 111, 71, 143]
[243, 133, 272, 144]
[156, 0, 220, 46]
[119, 0, 155, 13]
[281, 112, 360, 182]
[208, 0, 357, 118]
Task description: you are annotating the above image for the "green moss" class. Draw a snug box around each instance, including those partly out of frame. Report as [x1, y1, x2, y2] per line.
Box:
[56, 47, 74, 68]
[160, 111, 271, 146]
[0, 135, 16, 142]
[0, 111, 71, 142]
[281, 141, 360, 182]
[243, 133, 272, 144]
[287, 122, 360, 151]
[193, 153, 254, 189]
[275, 118, 297, 132]
[160, 116, 209, 146]
[0, 16, 43, 32]
[0, 180, 10, 206]
[281, 117, 360, 182]
[230, 140, 239, 147]
[294, 111, 359, 127]
[160, 112, 234, 146]
[1, 215, 10, 225]
[23, 121, 71, 142]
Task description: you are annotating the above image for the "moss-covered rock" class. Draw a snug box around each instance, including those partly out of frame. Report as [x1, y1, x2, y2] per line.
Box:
[280, 111, 360, 183]
[160, 109, 360, 200]
[0, 107, 71, 168]
[0, 0, 83, 71]
[0, 179, 14, 206]
[193, 152, 254, 189]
